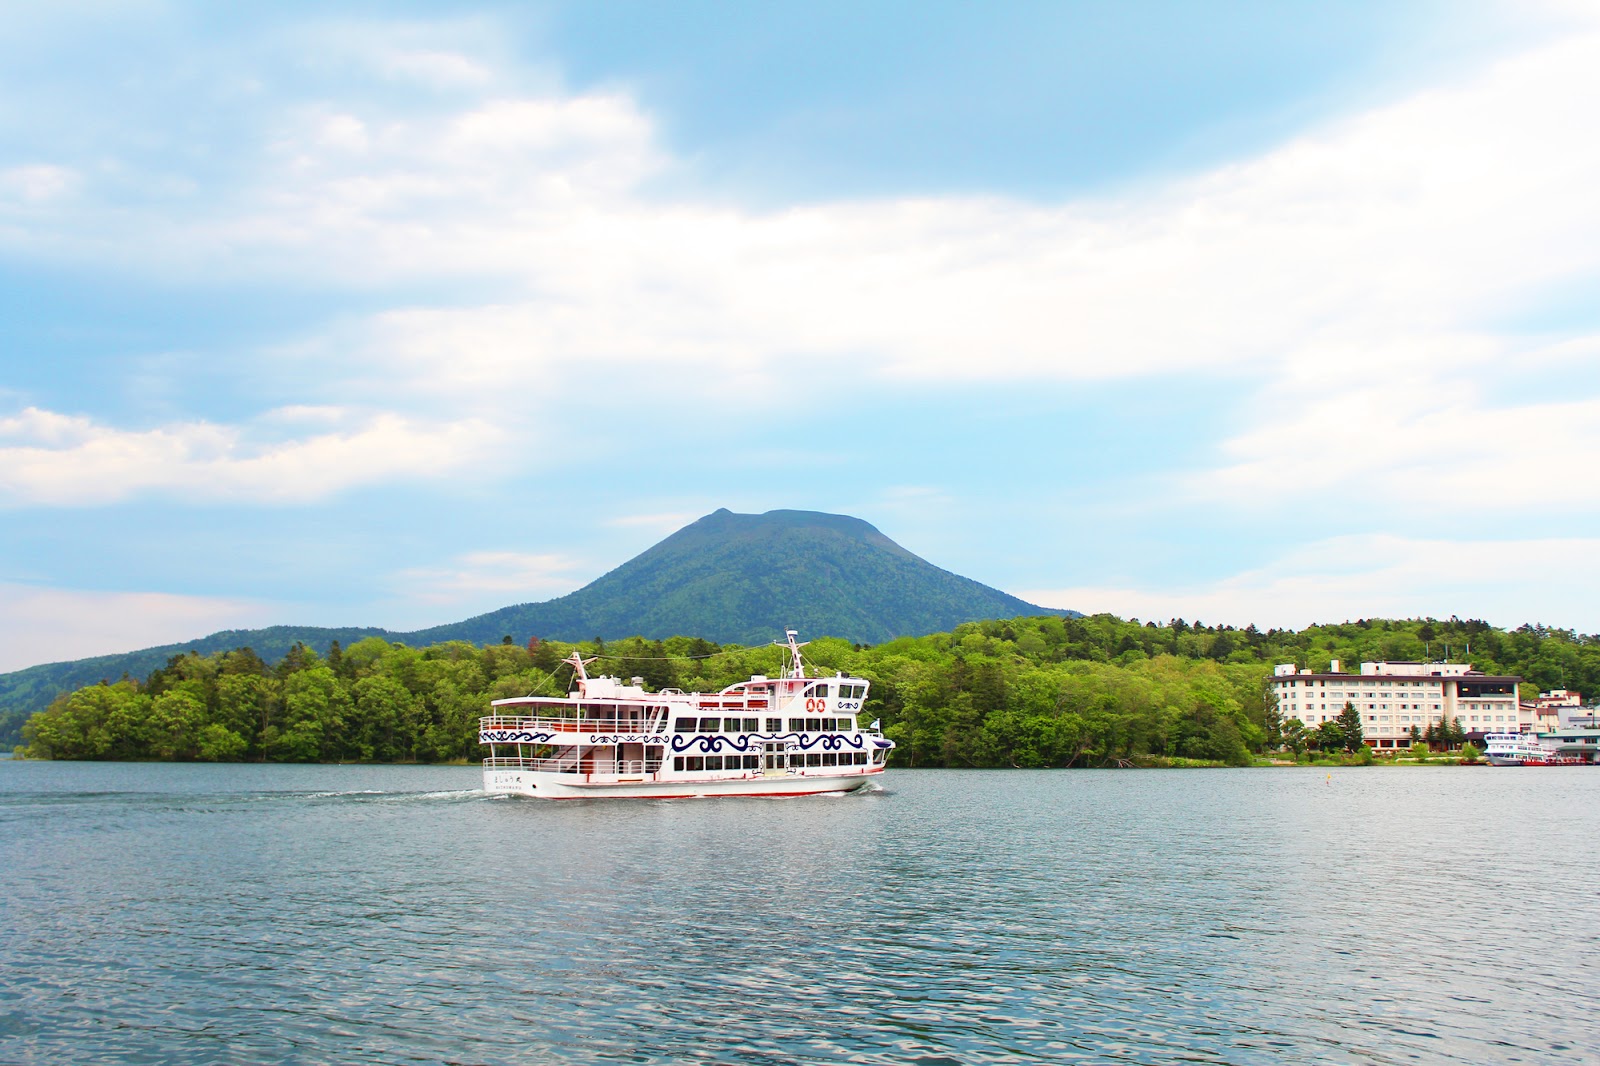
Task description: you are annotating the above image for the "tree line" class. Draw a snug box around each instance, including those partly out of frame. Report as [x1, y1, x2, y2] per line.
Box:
[14, 614, 1599, 766]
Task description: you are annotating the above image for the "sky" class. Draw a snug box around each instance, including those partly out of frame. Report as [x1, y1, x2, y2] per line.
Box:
[3, 0, 1600, 673]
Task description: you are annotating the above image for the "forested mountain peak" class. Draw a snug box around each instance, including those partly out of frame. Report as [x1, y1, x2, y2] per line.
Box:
[409, 508, 1064, 647]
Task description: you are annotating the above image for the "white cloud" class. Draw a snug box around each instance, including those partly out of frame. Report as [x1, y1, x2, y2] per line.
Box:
[0, 406, 503, 505]
[1193, 371, 1600, 508]
[377, 49, 493, 90]
[395, 551, 586, 605]
[0, 584, 274, 674]
[177, 16, 1599, 526]
[0, 164, 79, 203]
[4, 21, 1597, 409]
[606, 512, 701, 533]
[1022, 534, 1600, 634]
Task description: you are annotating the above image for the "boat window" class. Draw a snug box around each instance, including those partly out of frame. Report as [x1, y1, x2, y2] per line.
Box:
[673, 757, 685, 770]
[766, 718, 782, 731]
[842, 717, 856, 731]
[686, 756, 704, 771]
[789, 718, 807, 732]
[822, 752, 838, 766]
[705, 755, 723, 771]
[856, 752, 869, 765]
[674, 719, 696, 733]
[820, 717, 837, 731]
[743, 717, 759, 732]
[805, 682, 829, 697]
[805, 753, 822, 767]
[743, 755, 760, 769]
[698, 718, 720, 733]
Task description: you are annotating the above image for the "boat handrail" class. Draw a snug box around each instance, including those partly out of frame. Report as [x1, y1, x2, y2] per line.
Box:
[481, 715, 668, 734]
[483, 756, 663, 775]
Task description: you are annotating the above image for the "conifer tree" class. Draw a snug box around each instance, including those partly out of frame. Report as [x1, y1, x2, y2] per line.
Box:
[1335, 701, 1364, 752]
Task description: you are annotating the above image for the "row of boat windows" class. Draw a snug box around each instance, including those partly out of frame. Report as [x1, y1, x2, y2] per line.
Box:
[673, 717, 856, 734]
[800, 682, 868, 698]
[673, 752, 870, 771]
[1279, 681, 1441, 688]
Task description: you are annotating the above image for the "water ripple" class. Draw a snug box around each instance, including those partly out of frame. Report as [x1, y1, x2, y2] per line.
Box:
[2, 763, 1598, 1063]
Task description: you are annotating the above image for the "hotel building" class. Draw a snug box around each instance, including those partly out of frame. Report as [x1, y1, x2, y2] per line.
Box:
[1271, 660, 1523, 750]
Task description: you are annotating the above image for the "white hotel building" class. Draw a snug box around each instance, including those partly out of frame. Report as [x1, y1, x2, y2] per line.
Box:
[1271, 660, 1524, 750]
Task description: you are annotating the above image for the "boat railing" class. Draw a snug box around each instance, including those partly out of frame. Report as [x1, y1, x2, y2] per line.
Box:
[480, 715, 666, 734]
[482, 756, 663, 775]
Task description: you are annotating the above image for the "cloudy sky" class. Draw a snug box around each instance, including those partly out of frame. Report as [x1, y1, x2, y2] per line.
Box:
[3, 0, 1598, 672]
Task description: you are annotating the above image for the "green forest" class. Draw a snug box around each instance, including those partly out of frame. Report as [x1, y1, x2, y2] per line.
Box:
[13, 614, 1599, 767]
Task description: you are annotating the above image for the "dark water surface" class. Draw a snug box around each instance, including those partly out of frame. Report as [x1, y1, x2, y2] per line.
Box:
[2, 763, 1597, 1064]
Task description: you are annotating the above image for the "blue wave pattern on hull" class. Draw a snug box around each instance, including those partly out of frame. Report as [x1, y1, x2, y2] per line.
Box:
[479, 731, 557, 744]
[668, 732, 867, 754]
[476, 731, 870, 752]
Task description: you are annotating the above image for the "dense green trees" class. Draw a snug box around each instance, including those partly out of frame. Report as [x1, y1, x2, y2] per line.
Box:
[14, 613, 1600, 766]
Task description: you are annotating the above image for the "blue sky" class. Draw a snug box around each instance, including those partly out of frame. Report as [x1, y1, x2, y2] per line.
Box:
[3, 0, 1599, 672]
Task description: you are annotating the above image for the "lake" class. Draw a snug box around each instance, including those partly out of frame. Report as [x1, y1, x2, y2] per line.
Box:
[2, 762, 1596, 1064]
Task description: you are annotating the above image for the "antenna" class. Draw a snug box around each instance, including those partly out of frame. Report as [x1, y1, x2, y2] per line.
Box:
[777, 628, 810, 679]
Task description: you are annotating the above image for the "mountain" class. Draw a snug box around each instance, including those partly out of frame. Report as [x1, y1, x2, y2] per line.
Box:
[410, 508, 1067, 646]
[0, 508, 1071, 737]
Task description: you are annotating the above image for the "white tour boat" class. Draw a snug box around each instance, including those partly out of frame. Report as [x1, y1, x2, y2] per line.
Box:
[1483, 732, 1551, 766]
[479, 630, 893, 798]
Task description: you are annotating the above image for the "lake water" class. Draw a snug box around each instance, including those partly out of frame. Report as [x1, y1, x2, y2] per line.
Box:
[2, 763, 1597, 1065]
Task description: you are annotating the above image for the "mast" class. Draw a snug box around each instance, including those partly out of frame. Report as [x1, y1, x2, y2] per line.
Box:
[564, 652, 598, 690]
[781, 629, 809, 680]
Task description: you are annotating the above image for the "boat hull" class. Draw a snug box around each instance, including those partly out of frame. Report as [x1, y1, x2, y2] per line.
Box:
[484, 767, 883, 799]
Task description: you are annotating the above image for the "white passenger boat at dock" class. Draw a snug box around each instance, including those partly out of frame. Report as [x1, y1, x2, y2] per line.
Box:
[480, 630, 893, 798]
[1482, 732, 1552, 766]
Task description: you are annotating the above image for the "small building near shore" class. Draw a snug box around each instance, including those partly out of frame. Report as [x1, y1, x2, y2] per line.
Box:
[1540, 725, 1600, 764]
[1271, 660, 1523, 750]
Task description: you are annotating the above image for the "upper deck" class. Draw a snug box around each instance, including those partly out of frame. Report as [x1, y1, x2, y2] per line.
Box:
[482, 640, 871, 739]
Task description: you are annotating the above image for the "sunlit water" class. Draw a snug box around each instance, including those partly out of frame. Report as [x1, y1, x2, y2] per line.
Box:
[2, 762, 1597, 1064]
